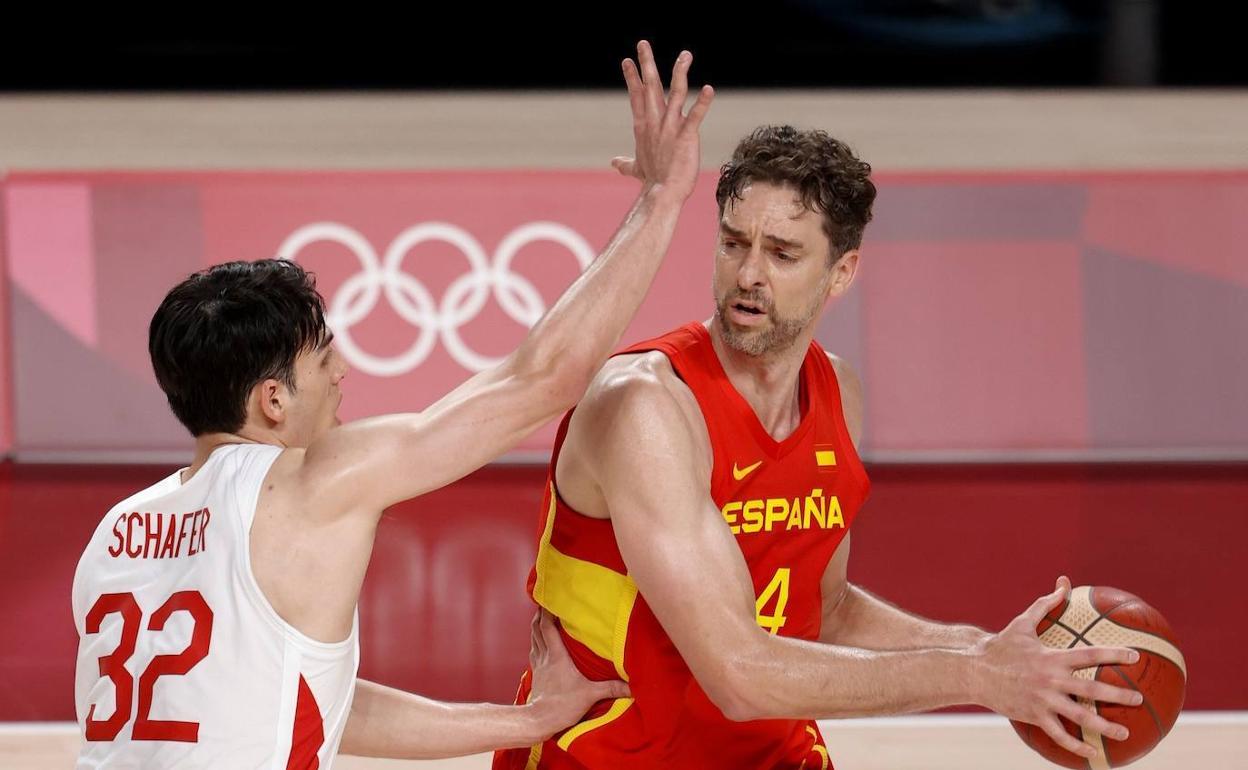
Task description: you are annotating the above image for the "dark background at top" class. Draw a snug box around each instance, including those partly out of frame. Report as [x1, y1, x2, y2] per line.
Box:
[3, 1, 1243, 91]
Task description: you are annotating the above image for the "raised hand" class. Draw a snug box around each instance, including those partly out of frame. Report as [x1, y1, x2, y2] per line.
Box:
[971, 577, 1144, 759]
[611, 40, 714, 202]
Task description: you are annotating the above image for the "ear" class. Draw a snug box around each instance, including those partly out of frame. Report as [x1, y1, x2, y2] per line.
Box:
[826, 249, 860, 300]
[253, 378, 288, 427]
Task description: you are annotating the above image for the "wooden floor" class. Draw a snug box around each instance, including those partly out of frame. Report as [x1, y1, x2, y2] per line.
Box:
[4, 713, 1244, 769]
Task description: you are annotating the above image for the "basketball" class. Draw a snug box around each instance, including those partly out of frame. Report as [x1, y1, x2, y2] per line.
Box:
[1011, 586, 1187, 768]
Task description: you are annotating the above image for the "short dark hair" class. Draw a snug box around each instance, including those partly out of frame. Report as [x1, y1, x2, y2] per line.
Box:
[715, 125, 877, 259]
[149, 259, 329, 436]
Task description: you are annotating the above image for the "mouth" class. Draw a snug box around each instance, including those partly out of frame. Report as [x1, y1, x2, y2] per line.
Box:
[727, 299, 768, 326]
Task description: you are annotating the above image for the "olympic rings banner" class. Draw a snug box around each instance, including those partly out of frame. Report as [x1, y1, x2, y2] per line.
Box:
[2, 170, 1247, 461]
[0, 196, 10, 457]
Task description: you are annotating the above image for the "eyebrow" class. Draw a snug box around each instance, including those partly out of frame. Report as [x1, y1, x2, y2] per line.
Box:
[719, 221, 805, 252]
[318, 331, 335, 358]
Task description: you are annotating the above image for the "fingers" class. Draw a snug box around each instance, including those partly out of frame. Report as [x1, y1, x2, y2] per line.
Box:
[538, 609, 568, 660]
[1054, 697, 1130, 743]
[636, 40, 664, 120]
[1064, 675, 1145, 708]
[621, 58, 645, 128]
[680, 85, 715, 135]
[594, 679, 632, 701]
[663, 50, 691, 129]
[528, 617, 540, 669]
[611, 156, 638, 177]
[1021, 579, 1071, 628]
[530, 610, 547, 658]
[1037, 715, 1097, 759]
[1061, 645, 1140, 670]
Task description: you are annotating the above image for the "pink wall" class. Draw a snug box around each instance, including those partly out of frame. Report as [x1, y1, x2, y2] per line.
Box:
[2, 170, 1246, 461]
[0, 176, 11, 455]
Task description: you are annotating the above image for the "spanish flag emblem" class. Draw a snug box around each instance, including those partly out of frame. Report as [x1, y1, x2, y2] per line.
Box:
[815, 446, 837, 468]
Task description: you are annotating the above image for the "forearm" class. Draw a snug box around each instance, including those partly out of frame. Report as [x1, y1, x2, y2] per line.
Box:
[309, 187, 689, 508]
[820, 584, 988, 651]
[723, 635, 981, 721]
[339, 679, 552, 759]
[512, 186, 684, 401]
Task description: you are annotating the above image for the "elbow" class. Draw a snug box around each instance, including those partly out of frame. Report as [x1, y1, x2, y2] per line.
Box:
[700, 659, 769, 722]
[551, 364, 597, 412]
[691, 625, 781, 722]
[716, 694, 764, 724]
[516, 346, 598, 412]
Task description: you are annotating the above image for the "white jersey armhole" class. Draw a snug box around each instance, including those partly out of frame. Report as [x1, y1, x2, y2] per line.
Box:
[228, 444, 358, 655]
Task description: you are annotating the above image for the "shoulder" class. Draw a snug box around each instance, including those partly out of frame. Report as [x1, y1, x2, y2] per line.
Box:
[583, 352, 695, 417]
[823, 350, 864, 447]
[823, 351, 863, 401]
[574, 351, 709, 456]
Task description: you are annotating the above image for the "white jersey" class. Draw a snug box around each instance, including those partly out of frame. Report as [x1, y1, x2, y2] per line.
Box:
[72, 444, 359, 769]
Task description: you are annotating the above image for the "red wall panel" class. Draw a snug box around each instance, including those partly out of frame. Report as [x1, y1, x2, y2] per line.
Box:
[1, 462, 1243, 721]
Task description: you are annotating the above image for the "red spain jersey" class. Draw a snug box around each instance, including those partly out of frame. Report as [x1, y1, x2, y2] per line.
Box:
[494, 322, 870, 770]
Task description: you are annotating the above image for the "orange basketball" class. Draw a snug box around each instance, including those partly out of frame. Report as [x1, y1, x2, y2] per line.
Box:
[1010, 585, 1187, 769]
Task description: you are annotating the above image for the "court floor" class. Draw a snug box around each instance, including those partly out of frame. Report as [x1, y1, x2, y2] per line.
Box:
[3, 712, 1244, 769]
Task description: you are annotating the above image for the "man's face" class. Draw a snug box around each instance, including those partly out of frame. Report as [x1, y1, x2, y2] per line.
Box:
[713, 182, 847, 357]
[280, 336, 347, 447]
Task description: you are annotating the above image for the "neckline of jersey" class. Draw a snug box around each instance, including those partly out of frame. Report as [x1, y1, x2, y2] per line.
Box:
[689, 323, 817, 460]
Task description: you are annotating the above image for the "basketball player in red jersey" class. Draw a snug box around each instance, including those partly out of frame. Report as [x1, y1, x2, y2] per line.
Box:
[494, 127, 1145, 769]
[72, 42, 712, 768]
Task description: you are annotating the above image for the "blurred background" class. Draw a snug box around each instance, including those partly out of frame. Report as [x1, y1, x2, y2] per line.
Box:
[3, 1, 1245, 89]
[1, 1, 1246, 767]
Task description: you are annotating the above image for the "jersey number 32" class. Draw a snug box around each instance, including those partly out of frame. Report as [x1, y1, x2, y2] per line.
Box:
[83, 590, 213, 743]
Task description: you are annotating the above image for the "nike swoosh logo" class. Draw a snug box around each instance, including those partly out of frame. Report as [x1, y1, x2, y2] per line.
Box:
[732, 460, 763, 481]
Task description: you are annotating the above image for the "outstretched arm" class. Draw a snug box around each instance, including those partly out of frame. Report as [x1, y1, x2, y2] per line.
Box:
[301, 42, 715, 519]
[341, 612, 627, 759]
[340, 680, 547, 760]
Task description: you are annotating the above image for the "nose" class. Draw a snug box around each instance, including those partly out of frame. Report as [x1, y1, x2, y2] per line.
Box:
[331, 350, 349, 384]
[736, 244, 766, 291]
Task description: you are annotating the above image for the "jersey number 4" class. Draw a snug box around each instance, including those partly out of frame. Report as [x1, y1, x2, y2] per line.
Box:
[755, 567, 791, 634]
[83, 590, 213, 742]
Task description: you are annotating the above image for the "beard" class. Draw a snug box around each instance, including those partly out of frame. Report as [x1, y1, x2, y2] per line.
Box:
[714, 286, 825, 357]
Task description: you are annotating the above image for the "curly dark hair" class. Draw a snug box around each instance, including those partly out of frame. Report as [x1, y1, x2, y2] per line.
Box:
[149, 259, 329, 436]
[715, 125, 876, 260]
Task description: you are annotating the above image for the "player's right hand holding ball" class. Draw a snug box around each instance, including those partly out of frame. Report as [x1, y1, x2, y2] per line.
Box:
[970, 576, 1143, 759]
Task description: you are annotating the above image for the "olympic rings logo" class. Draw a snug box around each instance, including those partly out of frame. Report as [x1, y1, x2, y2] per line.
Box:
[277, 222, 595, 376]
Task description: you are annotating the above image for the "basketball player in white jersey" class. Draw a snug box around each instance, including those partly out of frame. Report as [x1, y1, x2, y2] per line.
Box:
[71, 41, 713, 768]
